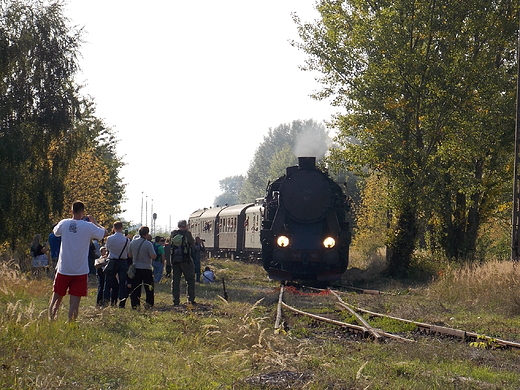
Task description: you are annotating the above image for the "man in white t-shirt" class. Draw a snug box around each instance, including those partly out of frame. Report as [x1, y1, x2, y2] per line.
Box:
[49, 201, 107, 321]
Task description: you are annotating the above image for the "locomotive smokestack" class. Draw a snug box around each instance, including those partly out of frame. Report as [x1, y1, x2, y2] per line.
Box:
[298, 157, 316, 170]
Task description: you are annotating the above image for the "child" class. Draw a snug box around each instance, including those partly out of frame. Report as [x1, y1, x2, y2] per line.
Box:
[202, 266, 216, 284]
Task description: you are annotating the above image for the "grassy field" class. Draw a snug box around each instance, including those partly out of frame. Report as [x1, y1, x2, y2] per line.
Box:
[1, 256, 520, 389]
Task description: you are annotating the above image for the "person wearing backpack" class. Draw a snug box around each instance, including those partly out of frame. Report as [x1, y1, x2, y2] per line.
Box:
[152, 236, 165, 283]
[170, 219, 196, 305]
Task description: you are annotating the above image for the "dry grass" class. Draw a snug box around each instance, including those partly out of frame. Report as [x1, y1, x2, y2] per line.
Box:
[428, 260, 520, 315]
[0, 259, 35, 300]
[1, 256, 520, 389]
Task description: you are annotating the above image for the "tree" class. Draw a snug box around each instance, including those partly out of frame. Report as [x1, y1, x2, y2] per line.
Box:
[0, 1, 126, 252]
[0, 0, 87, 248]
[240, 119, 329, 202]
[294, 0, 517, 274]
[351, 173, 388, 258]
[214, 175, 245, 206]
[60, 120, 125, 228]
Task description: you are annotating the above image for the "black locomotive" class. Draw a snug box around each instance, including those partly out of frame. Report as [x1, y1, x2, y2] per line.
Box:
[188, 156, 351, 282]
[260, 157, 351, 281]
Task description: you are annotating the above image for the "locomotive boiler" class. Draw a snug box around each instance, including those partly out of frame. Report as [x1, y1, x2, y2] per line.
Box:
[260, 157, 351, 281]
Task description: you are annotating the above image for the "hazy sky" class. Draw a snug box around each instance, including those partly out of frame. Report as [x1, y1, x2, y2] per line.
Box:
[65, 1, 340, 232]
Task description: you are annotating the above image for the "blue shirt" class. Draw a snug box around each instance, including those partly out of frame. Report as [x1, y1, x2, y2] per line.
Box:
[48, 232, 61, 259]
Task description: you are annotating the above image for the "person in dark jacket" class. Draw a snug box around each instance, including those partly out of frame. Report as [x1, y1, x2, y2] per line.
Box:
[31, 234, 48, 278]
[192, 236, 205, 283]
[170, 220, 196, 305]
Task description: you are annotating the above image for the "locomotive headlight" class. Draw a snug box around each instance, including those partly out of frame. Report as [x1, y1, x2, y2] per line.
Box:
[277, 236, 290, 247]
[323, 237, 336, 248]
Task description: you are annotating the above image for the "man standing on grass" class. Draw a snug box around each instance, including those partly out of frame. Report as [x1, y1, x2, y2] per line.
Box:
[49, 201, 107, 321]
[104, 221, 130, 307]
[171, 220, 196, 306]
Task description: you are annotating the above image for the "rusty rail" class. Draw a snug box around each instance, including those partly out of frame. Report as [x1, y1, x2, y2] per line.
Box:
[330, 289, 520, 350]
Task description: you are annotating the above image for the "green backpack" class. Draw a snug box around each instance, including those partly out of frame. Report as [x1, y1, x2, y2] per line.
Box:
[171, 234, 189, 263]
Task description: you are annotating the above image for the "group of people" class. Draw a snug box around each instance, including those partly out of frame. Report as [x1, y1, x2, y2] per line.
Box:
[47, 200, 216, 321]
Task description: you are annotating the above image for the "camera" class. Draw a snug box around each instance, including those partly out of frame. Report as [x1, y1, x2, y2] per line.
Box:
[82, 216, 90, 222]
[124, 229, 128, 236]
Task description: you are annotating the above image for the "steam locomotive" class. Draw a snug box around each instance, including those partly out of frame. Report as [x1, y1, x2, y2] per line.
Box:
[260, 157, 350, 281]
[188, 157, 351, 282]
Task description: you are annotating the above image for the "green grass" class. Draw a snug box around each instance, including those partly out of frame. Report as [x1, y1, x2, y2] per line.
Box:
[1, 257, 520, 389]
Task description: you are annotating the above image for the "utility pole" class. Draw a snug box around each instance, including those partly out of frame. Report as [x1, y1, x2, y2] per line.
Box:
[140, 192, 144, 226]
[512, 15, 520, 261]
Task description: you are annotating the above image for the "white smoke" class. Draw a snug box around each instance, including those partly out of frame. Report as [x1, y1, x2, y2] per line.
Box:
[293, 128, 331, 159]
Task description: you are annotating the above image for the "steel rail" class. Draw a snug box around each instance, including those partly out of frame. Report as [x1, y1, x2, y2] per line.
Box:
[328, 289, 383, 341]
[331, 289, 520, 350]
[280, 301, 414, 343]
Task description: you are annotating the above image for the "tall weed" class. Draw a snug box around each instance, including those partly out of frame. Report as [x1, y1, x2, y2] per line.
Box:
[428, 260, 520, 315]
[0, 260, 29, 298]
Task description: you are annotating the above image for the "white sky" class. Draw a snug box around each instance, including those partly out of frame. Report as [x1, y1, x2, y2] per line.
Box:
[65, 1, 340, 232]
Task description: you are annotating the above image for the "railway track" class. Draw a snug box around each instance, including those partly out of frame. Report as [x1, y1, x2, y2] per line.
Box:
[274, 284, 520, 350]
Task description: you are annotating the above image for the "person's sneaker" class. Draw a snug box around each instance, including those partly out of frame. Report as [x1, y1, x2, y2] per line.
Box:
[188, 301, 197, 305]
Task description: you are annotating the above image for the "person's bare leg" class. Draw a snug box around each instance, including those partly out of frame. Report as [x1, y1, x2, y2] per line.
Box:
[68, 295, 81, 321]
[49, 292, 64, 320]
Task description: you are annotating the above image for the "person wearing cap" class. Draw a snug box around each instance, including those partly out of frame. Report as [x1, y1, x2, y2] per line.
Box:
[170, 219, 196, 305]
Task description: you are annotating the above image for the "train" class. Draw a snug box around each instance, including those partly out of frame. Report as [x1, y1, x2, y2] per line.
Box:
[188, 156, 351, 282]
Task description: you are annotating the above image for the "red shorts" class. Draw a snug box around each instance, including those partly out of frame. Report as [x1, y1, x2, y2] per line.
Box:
[53, 273, 88, 297]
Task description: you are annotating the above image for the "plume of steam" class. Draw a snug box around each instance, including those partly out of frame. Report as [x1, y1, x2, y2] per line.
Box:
[293, 128, 331, 159]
